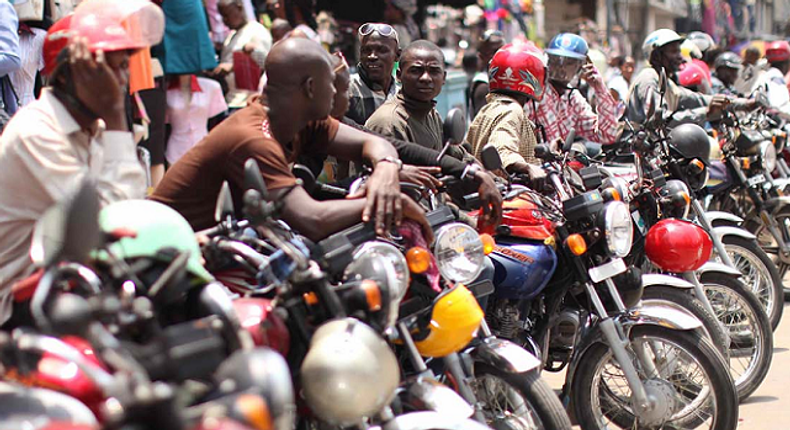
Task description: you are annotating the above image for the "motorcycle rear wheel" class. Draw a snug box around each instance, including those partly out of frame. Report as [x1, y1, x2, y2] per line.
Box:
[468, 363, 572, 430]
[572, 325, 738, 430]
[699, 272, 773, 402]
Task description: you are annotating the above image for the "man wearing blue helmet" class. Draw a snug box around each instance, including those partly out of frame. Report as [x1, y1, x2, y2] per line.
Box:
[523, 33, 620, 146]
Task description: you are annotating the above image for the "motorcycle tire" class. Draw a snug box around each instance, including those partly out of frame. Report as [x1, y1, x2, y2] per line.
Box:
[742, 206, 790, 300]
[699, 272, 773, 402]
[640, 286, 730, 360]
[469, 363, 573, 430]
[572, 325, 738, 430]
[719, 235, 784, 331]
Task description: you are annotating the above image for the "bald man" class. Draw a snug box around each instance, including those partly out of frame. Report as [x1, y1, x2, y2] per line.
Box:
[153, 38, 430, 241]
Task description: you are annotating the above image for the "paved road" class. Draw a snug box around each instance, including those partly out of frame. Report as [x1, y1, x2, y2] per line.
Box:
[542, 302, 790, 429]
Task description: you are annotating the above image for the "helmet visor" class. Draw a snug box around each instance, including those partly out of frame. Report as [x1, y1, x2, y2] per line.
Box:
[71, 0, 164, 52]
[547, 54, 582, 83]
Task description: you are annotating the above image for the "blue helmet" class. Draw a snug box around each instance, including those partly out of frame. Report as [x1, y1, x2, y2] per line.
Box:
[546, 33, 588, 60]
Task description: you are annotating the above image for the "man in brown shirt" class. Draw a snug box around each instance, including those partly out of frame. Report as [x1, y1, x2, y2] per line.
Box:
[153, 38, 429, 241]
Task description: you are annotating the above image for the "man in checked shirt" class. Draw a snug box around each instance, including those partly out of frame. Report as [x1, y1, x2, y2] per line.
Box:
[523, 33, 620, 146]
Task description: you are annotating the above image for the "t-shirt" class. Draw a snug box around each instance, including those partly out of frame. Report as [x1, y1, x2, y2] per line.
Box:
[151, 102, 339, 231]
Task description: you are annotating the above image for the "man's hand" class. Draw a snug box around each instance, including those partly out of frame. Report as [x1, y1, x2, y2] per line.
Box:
[243, 43, 256, 54]
[68, 37, 126, 130]
[211, 62, 233, 78]
[400, 165, 442, 192]
[707, 94, 731, 119]
[348, 161, 402, 235]
[580, 62, 605, 88]
[475, 171, 502, 226]
[402, 193, 434, 243]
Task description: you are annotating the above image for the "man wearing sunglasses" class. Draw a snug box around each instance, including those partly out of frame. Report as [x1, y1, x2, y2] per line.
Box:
[346, 23, 401, 126]
[468, 29, 505, 119]
[523, 33, 620, 146]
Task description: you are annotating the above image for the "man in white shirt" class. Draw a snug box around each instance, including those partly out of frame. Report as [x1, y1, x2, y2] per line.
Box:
[0, 0, 157, 326]
[212, 0, 273, 107]
[754, 41, 790, 120]
[9, 25, 46, 107]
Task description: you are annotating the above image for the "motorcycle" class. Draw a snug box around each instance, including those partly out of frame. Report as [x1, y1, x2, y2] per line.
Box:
[476, 142, 738, 430]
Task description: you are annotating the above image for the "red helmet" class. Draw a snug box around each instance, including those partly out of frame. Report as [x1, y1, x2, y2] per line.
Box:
[488, 42, 546, 101]
[42, 0, 164, 76]
[645, 219, 712, 273]
[765, 40, 790, 63]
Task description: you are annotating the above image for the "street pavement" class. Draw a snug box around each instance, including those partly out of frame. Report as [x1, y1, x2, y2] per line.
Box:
[542, 301, 790, 429]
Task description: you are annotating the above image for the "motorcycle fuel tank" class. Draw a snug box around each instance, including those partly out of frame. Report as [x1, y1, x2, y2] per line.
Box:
[490, 241, 557, 300]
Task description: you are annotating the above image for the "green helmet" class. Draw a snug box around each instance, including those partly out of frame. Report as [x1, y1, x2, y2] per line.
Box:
[98, 200, 214, 283]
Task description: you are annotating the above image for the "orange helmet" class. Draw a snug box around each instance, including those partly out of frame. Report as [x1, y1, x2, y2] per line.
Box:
[42, 0, 164, 76]
[488, 42, 546, 101]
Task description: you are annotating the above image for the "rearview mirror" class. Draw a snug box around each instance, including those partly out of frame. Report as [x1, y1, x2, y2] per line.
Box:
[292, 164, 317, 194]
[562, 129, 576, 153]
[443, 107, 466, 145]
[658, 68, 668, 97]
[30, 181, 101, 267]
[214, 181, 235, 223]
[480, 145, 503, 171]
[244, 159, 268, 199]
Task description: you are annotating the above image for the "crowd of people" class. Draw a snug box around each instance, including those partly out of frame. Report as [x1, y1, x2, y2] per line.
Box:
[0, 0, 788, 326]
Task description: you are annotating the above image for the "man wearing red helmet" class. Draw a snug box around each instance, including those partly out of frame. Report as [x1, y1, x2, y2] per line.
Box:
[754, 41, 790, 119]
[0, 0, 161, 326]
[466, 42, 545, 180]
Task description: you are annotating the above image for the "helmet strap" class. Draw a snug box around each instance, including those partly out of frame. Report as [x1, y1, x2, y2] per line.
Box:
[51, 68, 101, 125]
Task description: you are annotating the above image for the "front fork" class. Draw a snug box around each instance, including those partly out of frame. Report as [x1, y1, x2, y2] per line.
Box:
[692, 199, 736, 267]
[580, 279, 659, 415]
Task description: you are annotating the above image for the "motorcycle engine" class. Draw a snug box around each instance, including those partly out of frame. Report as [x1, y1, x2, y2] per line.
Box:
[547, 309, 580, 371]
[485, 299, 521, 340]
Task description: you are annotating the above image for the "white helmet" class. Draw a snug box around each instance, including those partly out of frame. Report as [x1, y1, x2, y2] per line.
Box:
[642, 29, 684, 60]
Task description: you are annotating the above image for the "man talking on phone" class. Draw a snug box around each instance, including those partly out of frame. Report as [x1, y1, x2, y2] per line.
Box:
[523, 33, 620, 146]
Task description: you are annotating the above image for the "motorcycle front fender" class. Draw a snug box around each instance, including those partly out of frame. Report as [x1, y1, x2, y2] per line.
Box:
[712, 225, 757, 241]
[771, 177, 790, 191]
[468, 337, 541, 374]
[641, 273, 693, 289]
[697, 261, 742, 277]
[376, 411, 491, 430]
[400, 377, 474, 418]
[704, 210, 744, 225]
[764, 195, 790, 215]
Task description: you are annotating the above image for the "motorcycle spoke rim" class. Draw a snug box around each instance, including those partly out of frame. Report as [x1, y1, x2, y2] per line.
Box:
[724, 244, 775, 320]
[469, 374, 542, 430]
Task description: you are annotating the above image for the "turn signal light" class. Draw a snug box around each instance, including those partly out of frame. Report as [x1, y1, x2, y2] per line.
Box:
[741, 157, 750, 170]
[566, 234, 587, 256]
[360, 279, 382, 312]
[303, 292, 318, 306]
[480, 234, 496, 255]
[601, 187, 621, 202]
[234, 393, 273, 430]
[689, 158, 705, 174]
[406, 247, 431, 273]
[680, 192, 691, 206]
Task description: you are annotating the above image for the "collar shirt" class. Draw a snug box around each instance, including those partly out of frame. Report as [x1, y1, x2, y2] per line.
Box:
[467, 93, 538, 168]
[347, 69, 398, 126]
[165, 77, 228, 164]
[365, 91, 443, 151]
[9, 27, 46, 107]
[755, 67, 790, 120]
[523, 79, 620, 145]
[0, 89, 146, 324]
[627, 66, 710, 127]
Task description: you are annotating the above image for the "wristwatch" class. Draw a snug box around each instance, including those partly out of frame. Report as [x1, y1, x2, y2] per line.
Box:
[378, 156, 403, 171]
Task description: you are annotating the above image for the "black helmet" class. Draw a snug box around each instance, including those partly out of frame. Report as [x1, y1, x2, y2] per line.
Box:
[658, 179, 691, 218]
[714, 52, 743, 70]
[668, 123, 711, 163]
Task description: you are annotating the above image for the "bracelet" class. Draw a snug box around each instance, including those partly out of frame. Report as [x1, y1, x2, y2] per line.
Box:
[377, 156, 403, 171]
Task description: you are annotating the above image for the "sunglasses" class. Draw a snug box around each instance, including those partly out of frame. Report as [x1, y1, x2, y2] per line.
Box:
[358, 23, 400, 44]
[480, 29, 504, 42]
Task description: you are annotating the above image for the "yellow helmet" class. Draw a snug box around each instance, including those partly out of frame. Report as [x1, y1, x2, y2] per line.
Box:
[413, 284, 484, 358]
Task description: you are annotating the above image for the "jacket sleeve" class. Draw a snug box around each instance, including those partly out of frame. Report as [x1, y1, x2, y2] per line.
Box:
[17, 127, 147, 206]
[572, 82, 620, 144]
[488, 109, 535, 168]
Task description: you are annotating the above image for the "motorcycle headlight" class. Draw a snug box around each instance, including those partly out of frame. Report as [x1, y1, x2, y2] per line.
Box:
[760, 140, 777, 173]
[344, 242, 409, 327]
[433, 223, 485, 285]
[603, 201, 633, 257]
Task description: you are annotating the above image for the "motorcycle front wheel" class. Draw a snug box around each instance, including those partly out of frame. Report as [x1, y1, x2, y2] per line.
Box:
[572, 325, 738, 430]
[699, 272, 773, 402]
[467, 363, 573, 430]
[745, 206, 790, 300]
[719, 235, 784, 330]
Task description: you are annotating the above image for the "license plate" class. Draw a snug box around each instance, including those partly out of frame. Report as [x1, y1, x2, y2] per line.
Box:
[748, 174, 766, 187]
[588, 258, 627, 283]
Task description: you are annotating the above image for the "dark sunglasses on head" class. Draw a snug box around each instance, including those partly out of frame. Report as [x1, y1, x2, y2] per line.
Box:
[358, 23, 399, 43]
